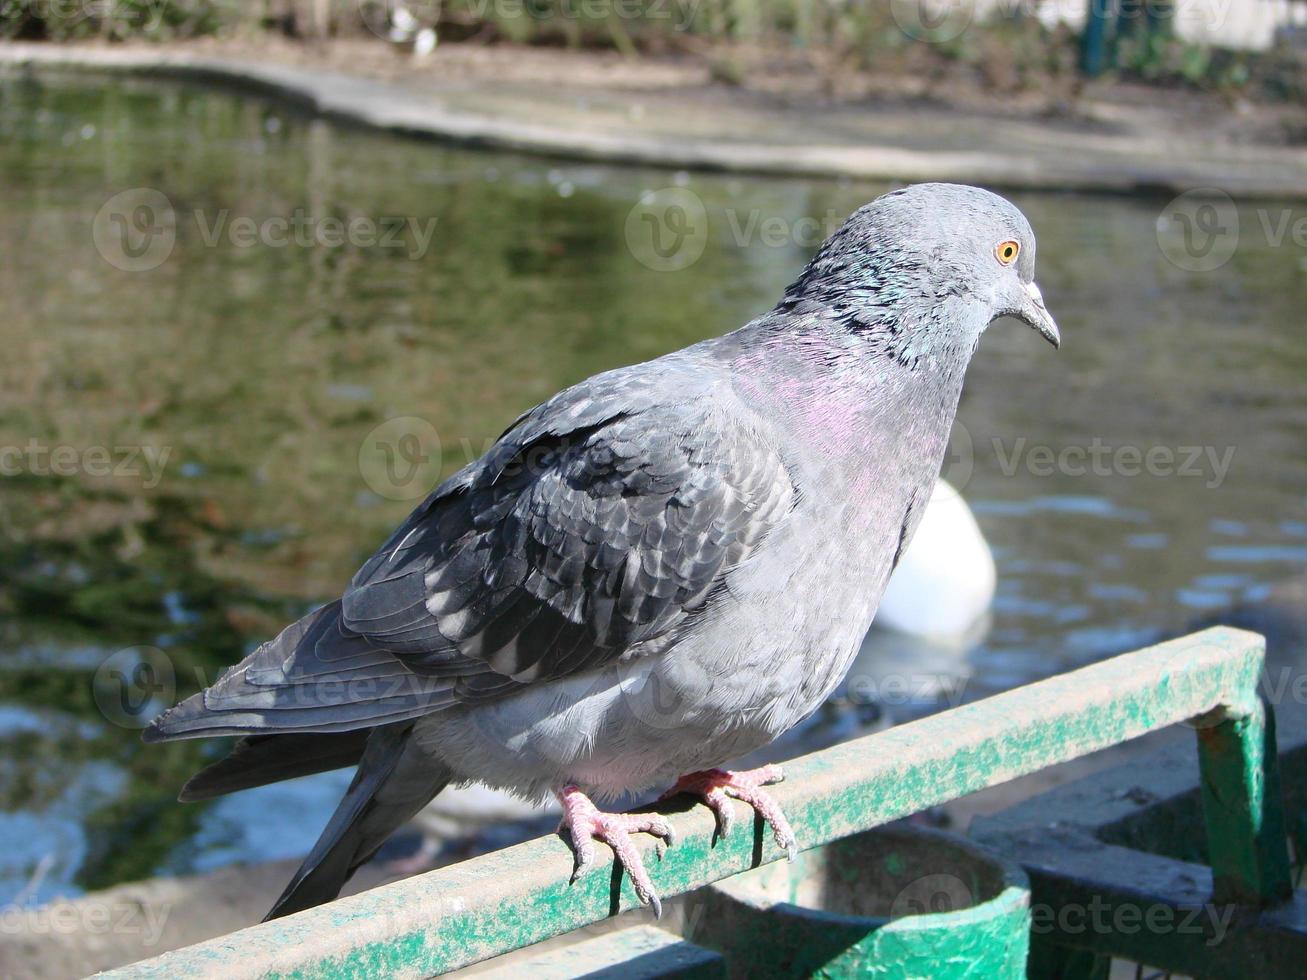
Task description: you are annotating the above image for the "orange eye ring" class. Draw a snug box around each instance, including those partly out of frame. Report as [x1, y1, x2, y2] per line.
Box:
[995, 240, 1020, 265]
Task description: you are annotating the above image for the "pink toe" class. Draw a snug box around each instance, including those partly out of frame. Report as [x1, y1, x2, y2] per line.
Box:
[555, 787, 668, 914]
[669, 766, 798, 857]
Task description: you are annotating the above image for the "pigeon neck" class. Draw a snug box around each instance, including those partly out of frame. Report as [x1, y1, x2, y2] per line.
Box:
[723, 310, 976, 493]
[777, 292, 987, 373]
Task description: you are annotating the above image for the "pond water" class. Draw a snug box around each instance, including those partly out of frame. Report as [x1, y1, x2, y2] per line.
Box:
[1, 71, 1304, 905]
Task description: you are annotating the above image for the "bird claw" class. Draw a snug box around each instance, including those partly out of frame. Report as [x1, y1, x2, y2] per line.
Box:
[663, 765, 798, 860]
[557, 786, 674, 916]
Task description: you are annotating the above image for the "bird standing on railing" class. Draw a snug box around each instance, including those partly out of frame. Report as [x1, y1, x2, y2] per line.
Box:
[144, 183, 1060, 919]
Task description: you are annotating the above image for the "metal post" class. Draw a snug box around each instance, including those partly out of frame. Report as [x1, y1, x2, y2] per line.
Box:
[1082, 0, 1115, 76]
[1197, 698, 1293, 907]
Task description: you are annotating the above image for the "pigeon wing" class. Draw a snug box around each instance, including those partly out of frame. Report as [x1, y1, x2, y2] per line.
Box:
[343, 388, 796, 702]
[146, 371, 796, 741]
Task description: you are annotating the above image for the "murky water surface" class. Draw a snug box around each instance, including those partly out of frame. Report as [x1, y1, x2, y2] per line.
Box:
[1, 73, 1304, 902]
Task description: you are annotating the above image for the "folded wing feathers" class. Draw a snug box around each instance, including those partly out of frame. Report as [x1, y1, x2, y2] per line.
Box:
[148, 366, 797, 741]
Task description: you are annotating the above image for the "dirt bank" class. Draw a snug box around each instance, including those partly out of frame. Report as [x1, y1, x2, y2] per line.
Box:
[2, 38, 1305, 196]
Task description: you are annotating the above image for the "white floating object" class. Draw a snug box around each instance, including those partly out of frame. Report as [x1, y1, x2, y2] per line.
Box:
[413, 28, 437, 57]
[878, 479, 996, 639]
[391, 5, 420, 33]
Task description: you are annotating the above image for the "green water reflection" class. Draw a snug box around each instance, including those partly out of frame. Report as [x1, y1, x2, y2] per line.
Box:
[0, 71, 1304, 901]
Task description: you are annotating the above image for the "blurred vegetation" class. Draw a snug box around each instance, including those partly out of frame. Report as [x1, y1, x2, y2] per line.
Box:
[0, 1, 1304, 100]
[0, 0, 240, 40]
[3, 61, 1307, 896]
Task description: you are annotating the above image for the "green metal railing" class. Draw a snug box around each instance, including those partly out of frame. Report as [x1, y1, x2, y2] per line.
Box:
[104, 626, 1286, 978]
[975, 694, 1307, 977]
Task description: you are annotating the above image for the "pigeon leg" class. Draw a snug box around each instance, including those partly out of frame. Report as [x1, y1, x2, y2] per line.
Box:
[662, 764, 799, 861]
[556, 785, 676, 917]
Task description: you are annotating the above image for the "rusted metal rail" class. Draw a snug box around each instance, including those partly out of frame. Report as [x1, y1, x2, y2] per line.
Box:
[102, 626, 1283, 979]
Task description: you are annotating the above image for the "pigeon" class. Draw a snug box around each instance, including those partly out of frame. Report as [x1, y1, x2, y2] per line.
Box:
[144, 182, 1060, 920]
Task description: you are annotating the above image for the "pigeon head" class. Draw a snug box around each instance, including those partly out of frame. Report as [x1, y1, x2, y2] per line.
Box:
[781, 183, 1060, 357]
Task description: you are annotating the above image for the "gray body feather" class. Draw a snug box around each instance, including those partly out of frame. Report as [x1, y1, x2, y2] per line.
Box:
[145, 183, 1059, 917]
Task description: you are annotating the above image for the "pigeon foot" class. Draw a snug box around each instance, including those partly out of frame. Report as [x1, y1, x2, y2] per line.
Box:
[556, 785, 676, 917]
[662, 764, 799, 861]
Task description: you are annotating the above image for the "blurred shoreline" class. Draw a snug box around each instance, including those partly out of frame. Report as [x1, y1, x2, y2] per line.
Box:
[3, 38, 1307, 196]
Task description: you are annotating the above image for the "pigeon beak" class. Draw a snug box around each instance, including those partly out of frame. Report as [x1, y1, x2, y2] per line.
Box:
[1012, 280, 1061, 348]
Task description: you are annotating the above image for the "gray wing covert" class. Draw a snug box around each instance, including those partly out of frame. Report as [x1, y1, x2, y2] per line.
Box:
[146, 377, 796, 741]
[342, 397, 796, 702]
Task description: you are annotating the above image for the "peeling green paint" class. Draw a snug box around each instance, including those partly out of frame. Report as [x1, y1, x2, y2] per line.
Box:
[102, 627, 1270, 979]
[689, 826, 1031, 979]
[1197, 698, 1292, 906]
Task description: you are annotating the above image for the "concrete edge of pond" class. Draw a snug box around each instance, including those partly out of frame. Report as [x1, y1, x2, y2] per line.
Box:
[2, 41, 1306, 199]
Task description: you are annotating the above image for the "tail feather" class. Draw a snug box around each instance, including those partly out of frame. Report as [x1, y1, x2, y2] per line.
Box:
[264, 722, 450, 921]
[179, 730, 370, 802]
[141, 600, 455, 743]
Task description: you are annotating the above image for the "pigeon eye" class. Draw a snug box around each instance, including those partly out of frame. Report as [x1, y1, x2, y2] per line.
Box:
[995, 240, 1020, 265]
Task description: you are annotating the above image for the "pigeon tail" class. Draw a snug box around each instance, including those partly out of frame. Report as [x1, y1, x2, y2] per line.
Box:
[264, 723, 451, 920]
[178, 730, 371, 802]
[141, 600, 457, 743]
